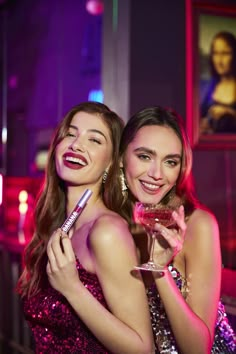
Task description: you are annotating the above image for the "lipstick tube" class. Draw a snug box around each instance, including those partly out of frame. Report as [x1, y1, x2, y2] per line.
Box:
[61, 189, 93, 233]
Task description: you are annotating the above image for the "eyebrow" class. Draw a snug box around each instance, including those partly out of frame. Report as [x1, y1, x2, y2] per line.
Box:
[134, 147, 181, 159]
[69, 125, 108, 141]
[134, 147, 156, 155]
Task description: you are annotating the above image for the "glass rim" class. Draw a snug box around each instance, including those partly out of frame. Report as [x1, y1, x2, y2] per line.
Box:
[134, 201, 177, 210]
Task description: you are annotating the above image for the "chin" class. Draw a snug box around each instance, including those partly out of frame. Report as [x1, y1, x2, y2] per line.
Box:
[137, 194, 162, 205]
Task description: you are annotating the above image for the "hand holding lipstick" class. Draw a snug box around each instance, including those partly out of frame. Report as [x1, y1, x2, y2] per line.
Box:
[46, 228, 80, 297]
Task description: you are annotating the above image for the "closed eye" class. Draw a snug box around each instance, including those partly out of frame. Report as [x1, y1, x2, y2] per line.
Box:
[66, 132, 76, 138]
[89, 138, 102, 144]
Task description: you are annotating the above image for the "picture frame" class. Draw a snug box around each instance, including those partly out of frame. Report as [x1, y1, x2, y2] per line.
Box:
[186, 1, 236, 149]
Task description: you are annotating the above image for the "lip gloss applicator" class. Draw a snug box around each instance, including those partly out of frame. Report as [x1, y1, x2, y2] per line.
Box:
[60, 189, 93, 233]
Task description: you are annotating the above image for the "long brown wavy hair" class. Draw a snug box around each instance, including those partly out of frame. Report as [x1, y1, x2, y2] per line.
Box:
[119, 106, 200, 224]
[17, 102, 124, 298]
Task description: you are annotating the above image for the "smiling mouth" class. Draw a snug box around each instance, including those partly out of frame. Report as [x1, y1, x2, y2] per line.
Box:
[141, 181, 161, 191]
[65, 156, 87, 166]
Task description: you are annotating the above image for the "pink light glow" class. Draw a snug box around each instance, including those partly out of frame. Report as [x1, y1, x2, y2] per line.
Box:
[185, 0, 193, 146]
[0, 174, 2, 205]
[86, 0, 104, 15]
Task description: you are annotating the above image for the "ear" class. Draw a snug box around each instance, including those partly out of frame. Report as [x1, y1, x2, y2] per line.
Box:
[119, 158, 124, 168]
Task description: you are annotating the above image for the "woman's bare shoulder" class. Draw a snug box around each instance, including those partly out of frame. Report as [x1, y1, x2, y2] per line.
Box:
[89, 210, 131, 244]
[187, 207, 218, 228]
[184, 207, 219, 249]
[86, 211, 137, 265]
[95, 210, 128, 229]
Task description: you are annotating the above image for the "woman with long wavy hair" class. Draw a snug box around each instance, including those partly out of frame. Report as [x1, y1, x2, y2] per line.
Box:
[17, 101, 154, 354]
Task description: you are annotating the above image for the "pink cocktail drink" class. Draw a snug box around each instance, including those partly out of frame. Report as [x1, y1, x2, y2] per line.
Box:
[133, 202, 176, 272]
[134, 204, 175, 229]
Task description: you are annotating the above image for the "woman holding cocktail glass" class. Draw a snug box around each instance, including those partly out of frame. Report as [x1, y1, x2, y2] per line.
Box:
[119, 106, 235, 353]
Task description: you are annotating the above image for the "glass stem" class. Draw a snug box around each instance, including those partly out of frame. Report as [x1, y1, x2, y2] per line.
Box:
[149, 233, 156, 264]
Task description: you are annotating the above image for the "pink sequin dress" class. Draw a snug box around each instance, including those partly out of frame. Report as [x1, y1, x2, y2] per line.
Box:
[23, 259, 110, 354]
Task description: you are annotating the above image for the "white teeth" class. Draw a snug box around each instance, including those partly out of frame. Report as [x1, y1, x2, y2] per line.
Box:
[142, 181, 160, 190]
[65, 156, 87, 166]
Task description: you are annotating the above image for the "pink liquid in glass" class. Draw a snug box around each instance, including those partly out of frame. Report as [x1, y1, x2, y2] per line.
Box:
[135, 206, 175, 229]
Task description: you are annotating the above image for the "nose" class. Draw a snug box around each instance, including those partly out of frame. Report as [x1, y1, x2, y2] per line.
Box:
[147, 161, 163, 180]
[70, 136, 85, 152]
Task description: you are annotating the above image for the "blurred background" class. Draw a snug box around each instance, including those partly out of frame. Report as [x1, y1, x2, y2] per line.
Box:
[0, 0, 235, 353]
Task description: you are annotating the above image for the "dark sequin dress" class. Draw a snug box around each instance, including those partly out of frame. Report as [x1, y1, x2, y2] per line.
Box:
[23, 259, 110, 354]
[147, 265, 236, 354]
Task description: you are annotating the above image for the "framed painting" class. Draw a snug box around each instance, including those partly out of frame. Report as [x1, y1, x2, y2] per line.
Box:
[186, 1, 236, 149]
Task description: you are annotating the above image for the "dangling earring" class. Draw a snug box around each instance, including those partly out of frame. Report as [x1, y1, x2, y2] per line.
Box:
[102, 169, 108, 184]
[120, 168, 128, 195]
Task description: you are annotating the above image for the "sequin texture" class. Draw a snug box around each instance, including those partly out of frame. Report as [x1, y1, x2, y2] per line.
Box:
[147, 265, 236, 354]
[23, 259, 110, 353]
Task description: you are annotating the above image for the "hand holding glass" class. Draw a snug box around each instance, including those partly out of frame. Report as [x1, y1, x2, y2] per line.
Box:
[133, 202, 176, 272]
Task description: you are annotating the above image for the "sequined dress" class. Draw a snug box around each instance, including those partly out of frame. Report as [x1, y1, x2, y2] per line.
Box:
[23, 259, 110, 354]
[147, 265, 236, 354]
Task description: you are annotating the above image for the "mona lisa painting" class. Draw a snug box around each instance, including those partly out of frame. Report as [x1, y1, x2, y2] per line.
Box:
[186, 2, 236, 149]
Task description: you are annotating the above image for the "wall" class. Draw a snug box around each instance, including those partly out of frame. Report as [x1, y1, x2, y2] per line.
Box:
[0, 0, 102, 176]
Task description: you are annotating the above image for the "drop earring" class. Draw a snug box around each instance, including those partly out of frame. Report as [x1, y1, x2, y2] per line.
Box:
[102, 169, 108, 184]
[120, 168, 128, 195]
